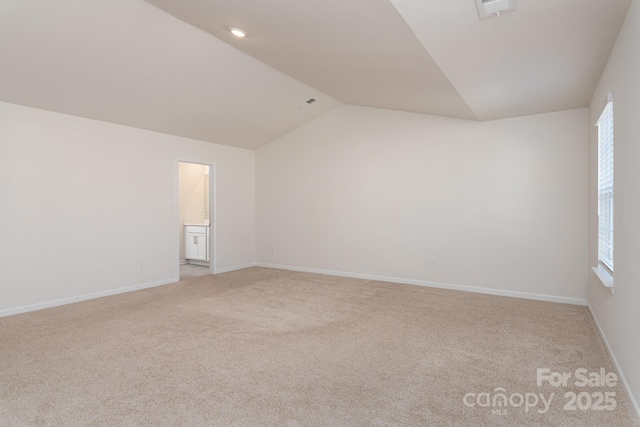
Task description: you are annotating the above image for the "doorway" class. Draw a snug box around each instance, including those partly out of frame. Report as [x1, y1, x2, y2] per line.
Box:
[178, 161, 215, 280]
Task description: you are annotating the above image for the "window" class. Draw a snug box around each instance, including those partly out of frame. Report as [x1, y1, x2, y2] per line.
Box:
[597, 94, 614, 273]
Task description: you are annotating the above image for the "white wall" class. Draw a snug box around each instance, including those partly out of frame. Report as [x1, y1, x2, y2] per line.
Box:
[178, 162, 209, 261]
[588, 0, 640, 414]
[256, 105, 588, 302]
[0, 101, 255, 313]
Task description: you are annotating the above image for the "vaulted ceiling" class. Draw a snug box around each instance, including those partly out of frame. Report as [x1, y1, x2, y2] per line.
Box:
[0, 0, 339, 150]
[0, 0, 632, 149]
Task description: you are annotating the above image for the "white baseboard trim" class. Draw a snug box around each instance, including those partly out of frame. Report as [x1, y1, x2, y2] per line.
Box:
[0, 262, 260, 318]
[186, 260, 209, 267]
[587, 303, 640, 422]
[179, 260, 188, 265]
[0, 261, 587, 315]
[256, 262, 587, 306]
[0, 277, 178, 318]
[217, 262, 257, 274]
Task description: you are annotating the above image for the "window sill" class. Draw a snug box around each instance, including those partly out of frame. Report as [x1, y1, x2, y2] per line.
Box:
[592, 266, 614, 295]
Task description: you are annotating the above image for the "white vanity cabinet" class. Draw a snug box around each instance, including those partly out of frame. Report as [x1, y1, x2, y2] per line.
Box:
[185, 225, 209, 262]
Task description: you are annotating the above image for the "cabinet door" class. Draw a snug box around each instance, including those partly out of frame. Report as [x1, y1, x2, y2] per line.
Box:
[186, 232, 197, 259]
[186, 232, 207, 260]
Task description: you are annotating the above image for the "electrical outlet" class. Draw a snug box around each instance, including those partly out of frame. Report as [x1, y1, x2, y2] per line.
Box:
[139, 261, 144, 270]
[431, 259, 437, 269]
[271, 247, 275, 254]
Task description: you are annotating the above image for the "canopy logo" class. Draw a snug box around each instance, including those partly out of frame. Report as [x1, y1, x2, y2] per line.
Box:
[463, 368, 619, 416]
[463, 389, 554, 415]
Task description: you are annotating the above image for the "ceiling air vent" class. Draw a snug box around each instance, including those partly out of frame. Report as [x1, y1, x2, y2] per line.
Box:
[476, 0, 516, 19]
[298, 97, 317, 109]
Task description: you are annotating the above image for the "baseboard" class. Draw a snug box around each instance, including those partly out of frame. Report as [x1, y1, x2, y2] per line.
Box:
[186, 260, 209, 267]
[0, 260, 587, 316]
[0, 277, 178, 318]
[0, 262, 258, 318]
[587, 303, 640, 423]
[256, 262, 587, 306]
[217, 262, 257, 274]
[179, 259, 188, 265]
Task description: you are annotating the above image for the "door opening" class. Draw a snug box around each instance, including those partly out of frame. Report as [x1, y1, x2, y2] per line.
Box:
[178, 161, 214, 280]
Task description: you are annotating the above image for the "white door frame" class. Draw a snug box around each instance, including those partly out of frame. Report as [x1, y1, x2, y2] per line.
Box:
[176, 159, 217, 278]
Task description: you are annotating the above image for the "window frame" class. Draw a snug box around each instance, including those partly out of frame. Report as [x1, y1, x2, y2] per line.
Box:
[596, 93, 614, 274]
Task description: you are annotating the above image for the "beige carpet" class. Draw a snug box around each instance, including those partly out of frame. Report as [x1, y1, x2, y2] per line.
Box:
[0, 267, 637, 426]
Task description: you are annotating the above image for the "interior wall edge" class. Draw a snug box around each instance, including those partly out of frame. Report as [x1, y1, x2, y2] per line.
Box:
[0, 262, 264, 319]
[0, 277, 177, 319]
[587, 303, 640, 423]
[256, 263, 588, 306]
[216, 262, 258, 274]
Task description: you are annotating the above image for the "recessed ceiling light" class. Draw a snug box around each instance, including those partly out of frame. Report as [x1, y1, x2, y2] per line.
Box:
[230, 27, 246, 38]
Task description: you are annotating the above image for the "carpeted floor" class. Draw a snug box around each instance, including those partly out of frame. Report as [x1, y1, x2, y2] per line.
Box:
[0, 267, 637, 426]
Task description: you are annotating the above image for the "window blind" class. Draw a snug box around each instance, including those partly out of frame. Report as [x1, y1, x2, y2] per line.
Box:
[597, 99, 614, 272]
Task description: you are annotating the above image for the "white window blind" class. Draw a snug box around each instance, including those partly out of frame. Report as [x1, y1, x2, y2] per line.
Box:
[597, 97, 614, 272]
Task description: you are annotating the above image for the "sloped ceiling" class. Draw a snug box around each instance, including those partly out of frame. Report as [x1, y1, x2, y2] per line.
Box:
[142, 0, 478, 121]
[145, 0, 631, 122]
[0, 0, 339, 150]
[0, 0, 633, 149]
[390, 0, 632, 121]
